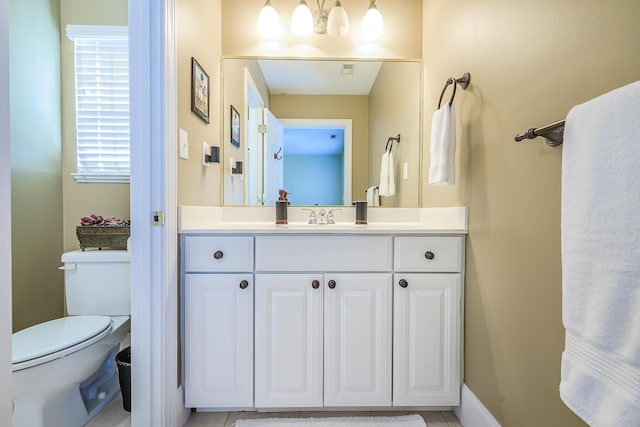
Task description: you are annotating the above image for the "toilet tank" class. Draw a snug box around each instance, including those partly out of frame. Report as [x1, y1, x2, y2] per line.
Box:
[61, 250, 131, 316]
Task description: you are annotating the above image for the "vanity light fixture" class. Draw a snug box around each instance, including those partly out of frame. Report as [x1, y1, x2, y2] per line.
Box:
[258, 0, 282, 38]
[260, 0, 383, 39]
[291, 0, 314, 36]
[326, 0, 349, 37]
[361, 0, 384, 41]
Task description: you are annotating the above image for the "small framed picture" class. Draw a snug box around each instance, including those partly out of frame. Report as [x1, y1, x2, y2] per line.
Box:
[230, 105, 240, 147]
[191, 57, 209, 124]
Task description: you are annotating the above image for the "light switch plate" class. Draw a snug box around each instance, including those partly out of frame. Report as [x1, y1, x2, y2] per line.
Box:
[202, 141, 210, 167]
[178, 128, 188, 160]
[403, 162, 408, 180]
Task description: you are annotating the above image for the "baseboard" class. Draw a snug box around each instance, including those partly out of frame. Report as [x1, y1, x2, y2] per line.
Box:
[175, 385, 191, 426]
[454, 384, 501, 427]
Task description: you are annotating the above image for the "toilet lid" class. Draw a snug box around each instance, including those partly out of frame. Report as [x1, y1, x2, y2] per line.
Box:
[12, 315, 112, 371]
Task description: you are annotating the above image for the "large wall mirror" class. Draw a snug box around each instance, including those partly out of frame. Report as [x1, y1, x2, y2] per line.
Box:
[222, 58, 422, 207]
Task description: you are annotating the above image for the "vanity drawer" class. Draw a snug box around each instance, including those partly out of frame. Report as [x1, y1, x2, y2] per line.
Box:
[394, 236, 463, 272]
[184, 236, 254, 272]
[255, 235, 392, 272]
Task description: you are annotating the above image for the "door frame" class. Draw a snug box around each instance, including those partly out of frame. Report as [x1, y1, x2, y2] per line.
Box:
[279, 118, 353, 206]
[129, 0, 188, 425]
[0, 0, 12, 424]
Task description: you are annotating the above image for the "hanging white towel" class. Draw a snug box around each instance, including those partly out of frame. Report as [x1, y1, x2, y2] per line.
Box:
[560, 80, 640, 427]
[428, 104, 456, 185]
[378, 149, 396, 197]
[366, 186, 380, 206]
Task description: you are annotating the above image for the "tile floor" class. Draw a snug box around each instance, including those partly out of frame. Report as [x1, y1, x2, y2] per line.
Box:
[88, 397, 463, 427]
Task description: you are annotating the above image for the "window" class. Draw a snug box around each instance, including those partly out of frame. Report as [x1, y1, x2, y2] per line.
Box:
[66, 25, 129, 183]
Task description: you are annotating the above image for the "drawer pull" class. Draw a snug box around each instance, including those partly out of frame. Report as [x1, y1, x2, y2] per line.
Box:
[328, 280, 336, 289]
[425, 251, 435, 260]
[312, 280, 320, 289]
[399, 279, 408, 288]
[213, 250, 224, 260]
[239, 280, 249, 289]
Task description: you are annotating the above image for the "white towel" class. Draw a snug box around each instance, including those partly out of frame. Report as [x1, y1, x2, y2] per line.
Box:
[560, 80, 640, 427]
[378, 149, 395, 197]
[428, 104, 456, 185]
[366, 186, 380, 206]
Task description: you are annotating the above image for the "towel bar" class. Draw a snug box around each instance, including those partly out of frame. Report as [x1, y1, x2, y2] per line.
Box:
[514, 120, 565, 146]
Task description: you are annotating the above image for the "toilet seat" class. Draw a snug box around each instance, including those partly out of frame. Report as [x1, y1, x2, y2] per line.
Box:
[12, 315, 112, 372]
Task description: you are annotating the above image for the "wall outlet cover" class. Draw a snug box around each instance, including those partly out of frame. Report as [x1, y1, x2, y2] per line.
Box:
[179, 128, 189, 160]
[202, 141, 210, 167]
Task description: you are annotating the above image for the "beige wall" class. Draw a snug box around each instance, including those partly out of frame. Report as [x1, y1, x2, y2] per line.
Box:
[10, 0, 63, 332]
[368, 61, 421, 207]
[60, 0, 129, 251]
[177, 0, 222, 207]
[422, 0, 640, 425]
[269, 95, 369, 200]
[222, 0, 422, 60]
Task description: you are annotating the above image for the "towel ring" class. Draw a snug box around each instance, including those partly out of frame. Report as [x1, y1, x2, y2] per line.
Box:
[384, 134, 401, 152]
[437, 72, 471, 109]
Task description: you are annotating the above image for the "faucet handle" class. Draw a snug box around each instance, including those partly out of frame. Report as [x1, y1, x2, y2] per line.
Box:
[302, 208, 317, 224]
[327, 208, 341, 224]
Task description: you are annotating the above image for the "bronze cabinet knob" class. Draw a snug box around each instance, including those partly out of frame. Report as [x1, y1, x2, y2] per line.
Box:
[328, 280, 336, 289]
[239, 280, 249, 289]
[399, 279, 408, 288]
[312, 280, 320, 289]
[213, 250, 224, 260]
[424, 251, 435, 260]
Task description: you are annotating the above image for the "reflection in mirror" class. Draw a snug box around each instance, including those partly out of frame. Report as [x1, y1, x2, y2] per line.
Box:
[222, 58, 422, 207]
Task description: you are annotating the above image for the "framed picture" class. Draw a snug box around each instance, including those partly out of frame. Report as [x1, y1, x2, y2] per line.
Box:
[230, 105, 240, 147]
[191, 57, 209, 124]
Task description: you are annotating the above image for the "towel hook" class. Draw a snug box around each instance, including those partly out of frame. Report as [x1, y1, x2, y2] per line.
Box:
[437, 72, 471, 109]
[273, 147, 283, 160]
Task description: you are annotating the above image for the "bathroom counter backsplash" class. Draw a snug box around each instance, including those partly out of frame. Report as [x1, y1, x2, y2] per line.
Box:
[178, 206, 468, 234]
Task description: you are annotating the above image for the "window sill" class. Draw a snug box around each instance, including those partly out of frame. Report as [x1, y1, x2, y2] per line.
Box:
[72, 173, 130, 184]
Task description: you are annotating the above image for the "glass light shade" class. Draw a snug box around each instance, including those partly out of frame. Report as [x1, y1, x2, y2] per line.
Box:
[258, 1, 281, 38]
[361, 3, 384, 41]
[327, 0, 349, 37]
[291, 0, 314, 36]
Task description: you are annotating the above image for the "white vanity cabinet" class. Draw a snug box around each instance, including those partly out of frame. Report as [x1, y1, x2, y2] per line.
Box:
[254, 273, 324, 408]
[323, 273, 392, 407]
[254, 236, 393, 408]
[393, 237, 463, 406]
[181, 231, 464, 410]
[183, 236, 254, 408]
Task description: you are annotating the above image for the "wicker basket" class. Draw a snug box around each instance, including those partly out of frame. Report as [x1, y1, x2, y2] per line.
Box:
[76, 226, 130, 251]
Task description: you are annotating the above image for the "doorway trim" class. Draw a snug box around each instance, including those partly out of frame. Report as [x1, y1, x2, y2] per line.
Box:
[0, 0, 12, 424]
[129, 0, 188, 425]
[279, 118, 353, 206]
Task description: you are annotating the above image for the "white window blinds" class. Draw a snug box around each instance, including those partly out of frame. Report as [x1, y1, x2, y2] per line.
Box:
[66, 25, 129, 183]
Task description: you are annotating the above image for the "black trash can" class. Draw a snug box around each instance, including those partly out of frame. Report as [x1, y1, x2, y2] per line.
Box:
[115, 346, 131, 412]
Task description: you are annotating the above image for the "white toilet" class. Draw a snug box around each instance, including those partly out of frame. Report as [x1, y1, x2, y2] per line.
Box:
[12, 249, 131, 427]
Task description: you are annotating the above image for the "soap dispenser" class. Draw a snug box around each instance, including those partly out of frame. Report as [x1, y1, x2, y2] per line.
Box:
[276, 189, 288, 224]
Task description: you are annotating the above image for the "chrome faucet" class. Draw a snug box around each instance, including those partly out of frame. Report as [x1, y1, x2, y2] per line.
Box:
[318, 209, 327, 224]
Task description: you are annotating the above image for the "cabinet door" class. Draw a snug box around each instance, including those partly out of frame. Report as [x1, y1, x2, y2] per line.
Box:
[324, 273, 392, 406]
[393, 273, 461, 406]
[184, 274, 253, 408]
[255, 274, 323, 407]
